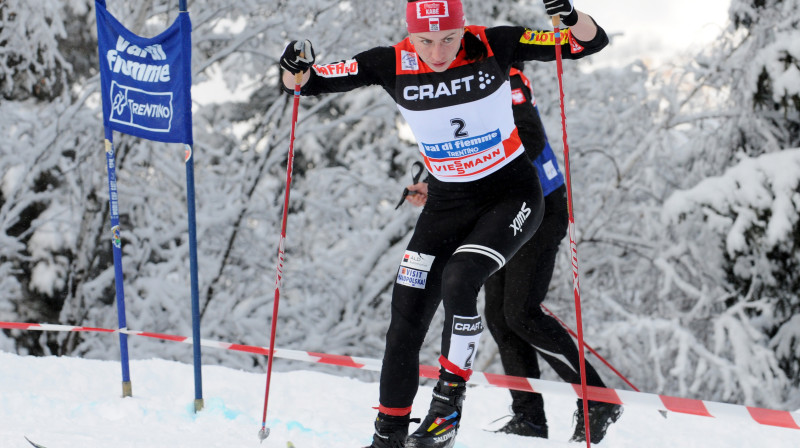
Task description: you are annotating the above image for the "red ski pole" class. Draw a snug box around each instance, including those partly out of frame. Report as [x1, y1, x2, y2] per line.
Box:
[258, 68, 304, 442]
[551, 15, 591, 448]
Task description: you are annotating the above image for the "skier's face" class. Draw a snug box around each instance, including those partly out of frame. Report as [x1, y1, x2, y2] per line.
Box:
[409, 29, 463, 72]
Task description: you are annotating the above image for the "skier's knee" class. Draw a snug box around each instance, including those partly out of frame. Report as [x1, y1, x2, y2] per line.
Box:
[441, 253, 498, 302]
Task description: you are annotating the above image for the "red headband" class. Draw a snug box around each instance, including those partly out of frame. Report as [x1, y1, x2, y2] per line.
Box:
[406, 0, 464, 33]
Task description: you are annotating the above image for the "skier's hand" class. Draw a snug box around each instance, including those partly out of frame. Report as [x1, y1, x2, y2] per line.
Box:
[280, 39, 315, 74]
[395, 161, 426, 209]
[542, 0, 579, 26]
[405, 182, 428, 208]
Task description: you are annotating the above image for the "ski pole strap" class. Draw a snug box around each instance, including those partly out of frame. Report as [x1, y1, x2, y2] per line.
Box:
[395, 161, 426, 209]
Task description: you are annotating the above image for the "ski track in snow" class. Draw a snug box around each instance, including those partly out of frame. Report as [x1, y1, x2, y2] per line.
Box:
[1, 352, 798, 448]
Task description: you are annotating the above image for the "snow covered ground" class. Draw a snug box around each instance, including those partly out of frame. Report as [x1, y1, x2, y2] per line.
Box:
[2, 350, 798, 448]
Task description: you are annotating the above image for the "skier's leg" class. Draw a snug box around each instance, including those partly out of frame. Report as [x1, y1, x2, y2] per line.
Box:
[372, 202, 472, 448]
[502, 189, 606, 388]
[484, 267, 544, 398]
[407, 180, 543, 447]
[378, 230, 453, 410]
[438, 179, 543, 381]
[484, 265, 548, 437]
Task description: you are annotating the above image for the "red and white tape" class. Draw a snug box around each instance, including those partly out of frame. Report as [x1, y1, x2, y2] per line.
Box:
[2, 321, 798, 431]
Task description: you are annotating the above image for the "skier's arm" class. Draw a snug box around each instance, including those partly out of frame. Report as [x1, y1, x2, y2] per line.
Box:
[542, 0, 599, 41]
[280, 42, 393, 95]
[510, 74, 548, 161]
[540, 0, 607, 55]
[566, 10, 600, 42]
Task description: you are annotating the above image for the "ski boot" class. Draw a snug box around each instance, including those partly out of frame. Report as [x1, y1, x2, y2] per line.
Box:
[364, 412, 419, 448]
[570, 399, 623, 444]
[495, 412, 548, 438]
[405, 380, 466, 448]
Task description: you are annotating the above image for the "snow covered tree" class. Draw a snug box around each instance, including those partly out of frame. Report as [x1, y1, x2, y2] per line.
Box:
[2, 0, 798, 413]
[620, 0, 800, 409]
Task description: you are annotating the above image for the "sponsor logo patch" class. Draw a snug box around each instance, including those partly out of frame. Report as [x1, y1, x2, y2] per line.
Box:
[401, 50, 419, 71]
[511, 87, 526, 105]
[434, 431, 456, 443]
[421, 129, 506, 178]
[400, 251, 435, 272]
[415, 1, 449, 19]
[313, 60, 359, 78]
[109, 81, 173, 133]
[509, 202, 532, 236]
[403, 75, 475, 101]
[111, 225, 121, 248]
[543, 160, 558, 179]
[569, 33, 585, 54]
[452, 315, 483, 336]
[396, 267, 428, 289]
[519, 28, 571, 46]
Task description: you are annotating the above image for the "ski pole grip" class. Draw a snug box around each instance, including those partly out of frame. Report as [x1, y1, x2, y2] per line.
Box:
[294, 52, 306, 85]
[551, 15, 561, 27]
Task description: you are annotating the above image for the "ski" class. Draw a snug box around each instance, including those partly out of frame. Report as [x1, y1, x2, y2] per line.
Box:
[25, 437, 47, 448]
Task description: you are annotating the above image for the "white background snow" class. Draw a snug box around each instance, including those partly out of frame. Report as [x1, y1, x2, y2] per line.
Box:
[2, 348, 798, 448]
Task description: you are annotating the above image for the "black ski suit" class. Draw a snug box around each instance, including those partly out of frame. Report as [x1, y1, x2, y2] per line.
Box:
[483, 69, 607, 424]
[292, 24, 608, 414]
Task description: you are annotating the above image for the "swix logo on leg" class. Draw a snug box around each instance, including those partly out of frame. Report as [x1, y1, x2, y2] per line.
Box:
[509, 202, 532, 236]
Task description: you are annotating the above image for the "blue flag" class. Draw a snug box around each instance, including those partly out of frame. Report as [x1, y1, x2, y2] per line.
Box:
[96, 0, 193, 144]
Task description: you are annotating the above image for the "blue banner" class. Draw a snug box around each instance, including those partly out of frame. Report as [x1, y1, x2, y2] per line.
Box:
[96, 0, 193, 144]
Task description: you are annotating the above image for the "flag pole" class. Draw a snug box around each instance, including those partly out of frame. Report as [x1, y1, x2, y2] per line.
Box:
[177, 0, 203, 413]
[185, 142, 204, 414]
[104, 136, 133, 398]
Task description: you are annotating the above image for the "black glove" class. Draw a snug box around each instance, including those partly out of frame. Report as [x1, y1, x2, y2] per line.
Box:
[543, 0, 579, 26]
[280, 40, 315, 74]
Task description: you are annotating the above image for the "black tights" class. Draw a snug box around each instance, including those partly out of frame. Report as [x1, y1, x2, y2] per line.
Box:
[379, 156, 544, 410]
[484, 186, 606, 421]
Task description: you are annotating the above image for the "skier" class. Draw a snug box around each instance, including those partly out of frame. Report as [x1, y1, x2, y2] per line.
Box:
[485, 63, 623, 443]
[401, 63, 623, 444]
[279, 1, 608, 447]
